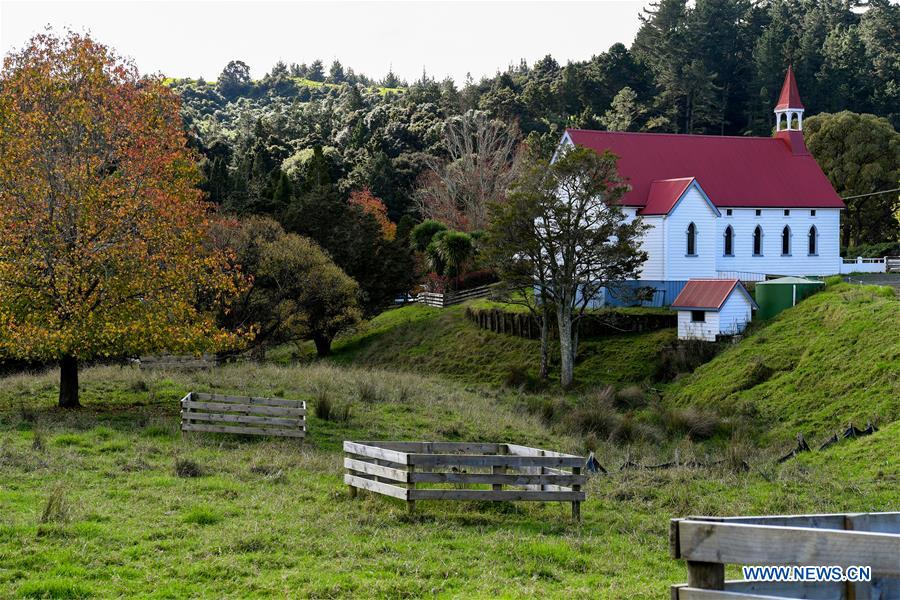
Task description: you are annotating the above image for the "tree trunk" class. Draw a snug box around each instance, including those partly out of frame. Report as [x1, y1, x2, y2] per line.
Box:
[312, 333, 332, 357]
[58, 355, 80, 409]
[557, 305, 575, 389]
[539, 311, 550, 381]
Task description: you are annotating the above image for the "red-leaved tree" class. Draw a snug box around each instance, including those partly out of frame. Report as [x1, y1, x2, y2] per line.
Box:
[0, 32, 248, 407]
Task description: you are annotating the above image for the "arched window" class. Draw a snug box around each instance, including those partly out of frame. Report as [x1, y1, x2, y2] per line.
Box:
[753, 226, 763, 256]
[781, 226, 791, 256]
[808, 225, 818, 255]
[724, 226, 734, 256]
[686, 222, 697, 256]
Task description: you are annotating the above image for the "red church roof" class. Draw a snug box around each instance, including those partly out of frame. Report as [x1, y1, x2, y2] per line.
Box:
[642, 178, 695, 215]
[565, 129, 843, 210]
[671, 279, 757, 311]
[775, 66, 804, 110]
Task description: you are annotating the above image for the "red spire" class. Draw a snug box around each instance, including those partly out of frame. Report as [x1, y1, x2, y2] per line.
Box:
[775, 66, 804, 110]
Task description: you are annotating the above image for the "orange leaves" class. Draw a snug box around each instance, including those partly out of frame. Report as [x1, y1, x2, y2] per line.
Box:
[349, 188, 397, 240]
[0, 31, 250, 361]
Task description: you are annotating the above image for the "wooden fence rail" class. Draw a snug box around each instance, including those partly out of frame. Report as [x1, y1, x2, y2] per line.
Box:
[181, 392, 306, 438]
[417, 284, 498, 308]
[344, 441, 585, 520]
[670, 512, 900, 599]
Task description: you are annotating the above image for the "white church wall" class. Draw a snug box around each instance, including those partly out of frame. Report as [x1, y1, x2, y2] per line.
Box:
[664, 186, 718, 280]
[715, 207, 841, 276]
[636, 215, 665, 280]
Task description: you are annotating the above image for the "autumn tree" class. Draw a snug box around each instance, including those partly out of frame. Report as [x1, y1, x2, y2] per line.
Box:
[486, 145, 647, 388]
[0, 32, 246, 407]
[349, 188, 397, 240]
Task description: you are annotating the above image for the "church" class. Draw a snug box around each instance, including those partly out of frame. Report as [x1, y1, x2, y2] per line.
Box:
[559, 68, 844, 307]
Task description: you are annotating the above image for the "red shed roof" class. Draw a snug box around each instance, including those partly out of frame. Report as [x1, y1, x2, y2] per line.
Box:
[775, 66, 804, 110]
[671, 279, 757, 311]
[565, 129, 843, 209]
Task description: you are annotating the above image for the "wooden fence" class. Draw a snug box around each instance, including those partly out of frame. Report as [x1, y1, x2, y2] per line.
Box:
[670, 512, 900, 599]
[466, 306, 676, 340]
[181, 392, 306, 438]
[344, 441, 585, 519]
[417, 284, 497, 308]
[887, 256, 900, 273]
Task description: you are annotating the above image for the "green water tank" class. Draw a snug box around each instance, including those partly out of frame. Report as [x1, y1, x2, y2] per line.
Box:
[755, 276, 825, 319]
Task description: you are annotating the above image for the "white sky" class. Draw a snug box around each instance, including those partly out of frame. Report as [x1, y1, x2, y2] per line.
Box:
[1, 0, 650, 83]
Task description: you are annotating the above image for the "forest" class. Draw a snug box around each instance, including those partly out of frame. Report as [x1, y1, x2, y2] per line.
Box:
[174, 0, 899, 248]
[167, 0, 900, 324]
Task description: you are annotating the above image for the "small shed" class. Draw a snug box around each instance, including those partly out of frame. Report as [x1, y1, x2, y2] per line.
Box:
[755, 276, 824, 319]
[671, 279, 757, 341]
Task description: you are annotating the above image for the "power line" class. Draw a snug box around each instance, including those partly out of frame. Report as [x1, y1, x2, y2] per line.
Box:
[841, 187, 900, 201]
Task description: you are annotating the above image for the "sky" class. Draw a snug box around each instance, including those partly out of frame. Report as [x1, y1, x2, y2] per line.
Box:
[0, 0, 650, 83]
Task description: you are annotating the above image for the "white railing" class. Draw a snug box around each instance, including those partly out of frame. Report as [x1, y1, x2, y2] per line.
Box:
[839, 256, 888, 274]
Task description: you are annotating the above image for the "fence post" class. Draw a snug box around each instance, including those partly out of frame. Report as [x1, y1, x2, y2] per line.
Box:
[571, 466, 581, 521]
[406, 464, 416, 514]
[686, 561, 724, 590]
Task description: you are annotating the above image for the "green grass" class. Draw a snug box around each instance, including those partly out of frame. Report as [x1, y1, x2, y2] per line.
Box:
[0, 362, 897, 598]
[317, 303, 676, 388]
[1, 283, 897, 597]
[665, 283, 900, 443]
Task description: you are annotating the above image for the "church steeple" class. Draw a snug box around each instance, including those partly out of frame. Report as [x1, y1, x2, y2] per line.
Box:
[774, 66, 804, 132]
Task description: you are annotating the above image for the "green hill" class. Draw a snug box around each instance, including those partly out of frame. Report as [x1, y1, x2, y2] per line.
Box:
[665, 283, 900, 442]
[320, 303, 676, 388]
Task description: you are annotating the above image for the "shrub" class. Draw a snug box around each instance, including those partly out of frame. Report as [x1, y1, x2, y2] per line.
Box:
[40, 485, 72, 524]
[662, 407, 723, 440]
[562, 386, 619, 438]
[841, 241, 900, 258]
[615, 385, 646, 409]
[825, 275, 843, 287]
[32, 429, 45, 451]
[314, 389, 351, 422]
[356, 379, 382, 403]
[174, 458, 203, 478]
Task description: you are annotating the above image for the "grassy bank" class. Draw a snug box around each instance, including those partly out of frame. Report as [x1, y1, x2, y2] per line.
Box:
[665, 283, 900, 443]
[1, 363, 897, 598]
[282, 303, 677, 389]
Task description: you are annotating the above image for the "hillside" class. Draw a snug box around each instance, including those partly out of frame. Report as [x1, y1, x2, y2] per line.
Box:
[665, 283, 900, 443]
[316, 303, 676, 388]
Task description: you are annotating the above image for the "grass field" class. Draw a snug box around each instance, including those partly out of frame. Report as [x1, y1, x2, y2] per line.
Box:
[1, 282, 898, 598]
[1, 363, 897, 599]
